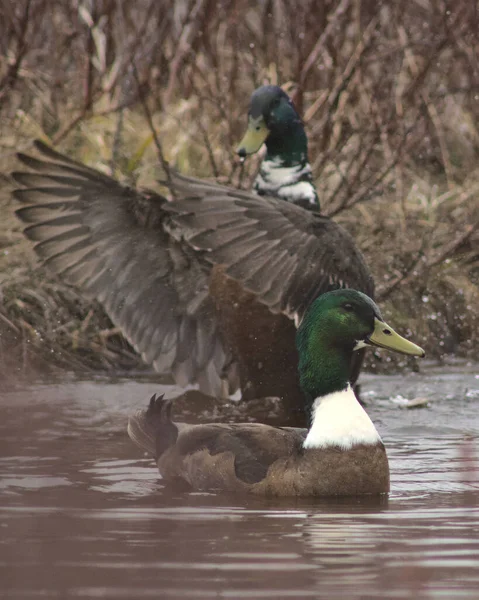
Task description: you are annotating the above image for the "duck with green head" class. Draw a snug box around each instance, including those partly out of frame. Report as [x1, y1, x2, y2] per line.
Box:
[12, 85, 372, 426]
[165, 84, 374, 419]
[128, 290, 424, 497]
[237, 84, 318, 208]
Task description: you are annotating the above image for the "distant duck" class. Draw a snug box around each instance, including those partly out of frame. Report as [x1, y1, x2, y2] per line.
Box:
[128, 290, 425, 497]
[12, 86, 373, 426]
[237, 85, 319, 207]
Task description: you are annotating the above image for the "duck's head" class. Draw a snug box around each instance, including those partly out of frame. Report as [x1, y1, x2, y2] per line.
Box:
[237, 85, 307, 163]
[297, 290, 425, 402]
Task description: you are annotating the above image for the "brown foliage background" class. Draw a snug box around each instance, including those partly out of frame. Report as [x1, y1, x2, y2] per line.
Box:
[1, 0, 478, 379]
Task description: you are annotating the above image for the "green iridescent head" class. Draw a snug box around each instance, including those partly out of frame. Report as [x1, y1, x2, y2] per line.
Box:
[237, 85, 308, 164]
[296, 289, 425, 402]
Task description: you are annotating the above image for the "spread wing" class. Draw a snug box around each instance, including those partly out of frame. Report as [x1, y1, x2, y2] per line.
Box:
[165, 175, 375, 322]
[12, 140, 372, 396]
[12, 141, 237, 397]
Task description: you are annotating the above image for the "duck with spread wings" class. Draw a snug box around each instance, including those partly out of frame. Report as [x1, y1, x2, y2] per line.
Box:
[12, 86, 373, 425]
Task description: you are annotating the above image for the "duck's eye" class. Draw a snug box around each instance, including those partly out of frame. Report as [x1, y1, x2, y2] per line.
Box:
[343, 303, 354, 312]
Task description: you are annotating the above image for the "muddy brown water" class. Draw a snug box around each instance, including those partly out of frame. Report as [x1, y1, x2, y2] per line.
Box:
[1, 366, 479, 599]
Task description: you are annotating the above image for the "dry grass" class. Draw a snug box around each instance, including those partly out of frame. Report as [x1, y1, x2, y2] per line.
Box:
[0, 0, 478, 381]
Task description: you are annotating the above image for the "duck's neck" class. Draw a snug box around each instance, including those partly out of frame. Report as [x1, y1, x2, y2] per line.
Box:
[298, 338, 352, 409]
[297, 335, 381, 450]
[254, 125, 319, 209]
[303, 384, 382, 450]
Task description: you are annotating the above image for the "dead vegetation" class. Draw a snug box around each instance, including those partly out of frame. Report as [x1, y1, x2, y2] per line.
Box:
[0, 0, 478, 381]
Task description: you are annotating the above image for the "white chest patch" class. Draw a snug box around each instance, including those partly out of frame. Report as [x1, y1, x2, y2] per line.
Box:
[303, 385, 382, 450]
[255, 158, 317, 205]
[260, 158, 311, 185]
[276, 181, 316, 202]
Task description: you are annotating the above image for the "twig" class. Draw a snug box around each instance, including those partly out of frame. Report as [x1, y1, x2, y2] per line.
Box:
[0, 0, 31, 110]
[298, 0, 352, 89]
[131, 64, 172, 187]
[0, 311, 20, 334]
[399, 25, 454, 188]
[163, 0, 207, 108]
[310, 16, 379, 138]
[427, 224, 478, 270]
[377, 223, 478, 301]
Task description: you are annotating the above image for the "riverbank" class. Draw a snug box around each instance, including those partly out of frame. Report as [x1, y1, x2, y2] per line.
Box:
[1, 1, 478, 384]
[1, 134, 478, 384]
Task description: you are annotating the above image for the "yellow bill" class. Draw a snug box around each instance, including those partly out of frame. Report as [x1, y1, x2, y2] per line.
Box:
[236, 116, 270, 156]
[367, 318, 425, 357]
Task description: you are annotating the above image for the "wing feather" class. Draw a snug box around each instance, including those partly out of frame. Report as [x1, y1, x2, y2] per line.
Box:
[13, 140, 373, 398]
[165, 189, 374, 321]
[13, 142, 236, 397]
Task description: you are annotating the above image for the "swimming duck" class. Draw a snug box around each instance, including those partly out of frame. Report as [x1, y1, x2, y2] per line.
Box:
[128, 290, 425, 496]
[12, 86, 373, 426]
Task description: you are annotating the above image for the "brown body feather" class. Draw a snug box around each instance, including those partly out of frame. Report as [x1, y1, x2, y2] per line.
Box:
[209, 268, 304, 421]
[128, 394, 389, 496]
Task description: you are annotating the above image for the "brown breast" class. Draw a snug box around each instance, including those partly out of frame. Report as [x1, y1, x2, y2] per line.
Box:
[209, 265, 306, 426]
[254, 443, 390, 497]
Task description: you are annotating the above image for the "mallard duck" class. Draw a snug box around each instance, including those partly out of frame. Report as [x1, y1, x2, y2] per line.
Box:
[12, 86, 373, 426]
[128, 289, 425, 496]
[237, 84, 318, 207]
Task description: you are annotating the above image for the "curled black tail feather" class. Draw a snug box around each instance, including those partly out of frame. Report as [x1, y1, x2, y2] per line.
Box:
[146, 394, 178, 457]
[128, 393, 178, 458]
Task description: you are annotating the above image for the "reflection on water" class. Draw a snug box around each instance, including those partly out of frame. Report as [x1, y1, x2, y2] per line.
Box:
[0, 369, 479, 599]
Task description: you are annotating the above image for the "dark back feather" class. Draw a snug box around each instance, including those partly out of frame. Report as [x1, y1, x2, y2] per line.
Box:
[164, 176, 374, 323]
